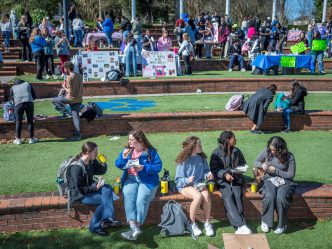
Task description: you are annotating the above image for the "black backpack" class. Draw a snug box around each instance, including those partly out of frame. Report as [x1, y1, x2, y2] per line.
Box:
[105, 69, 129, 86]
[79, 102, 103, 122]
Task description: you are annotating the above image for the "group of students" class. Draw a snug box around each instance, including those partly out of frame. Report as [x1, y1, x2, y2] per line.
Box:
[68, 129, 297, 240]
[242, 80, 307, 134]
[10, 61, 83, 144]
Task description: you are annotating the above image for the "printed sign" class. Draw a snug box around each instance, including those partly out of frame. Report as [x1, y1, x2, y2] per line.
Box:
[141, 51, 177, 78]
[81, 51, 120, 79]
[290, 41, 307, 54]
[312, 40, 327, 51]
[280, 56, 296, 67]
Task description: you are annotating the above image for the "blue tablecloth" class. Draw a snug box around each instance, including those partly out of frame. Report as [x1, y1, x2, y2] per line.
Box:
[253, 54, 314, 71]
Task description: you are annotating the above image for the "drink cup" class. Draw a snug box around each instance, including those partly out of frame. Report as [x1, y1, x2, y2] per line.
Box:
[208, 181, 215, 193]
[251, 182, 258, 193]
[97, 153, 107, 164]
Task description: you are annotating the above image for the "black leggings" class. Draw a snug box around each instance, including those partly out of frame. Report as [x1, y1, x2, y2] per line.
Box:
[15, 102, 34, 138]
[33, 50, 45, 79]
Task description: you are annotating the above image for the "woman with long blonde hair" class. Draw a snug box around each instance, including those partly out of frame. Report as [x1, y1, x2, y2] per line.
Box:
[175, 136, 214, 237]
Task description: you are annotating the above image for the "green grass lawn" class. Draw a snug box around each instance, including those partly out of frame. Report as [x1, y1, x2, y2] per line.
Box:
[12, 69, 332, 82]
[1, 93, 331, 118]
[0, 220, 331, 249]
[0, 131, 331, 195]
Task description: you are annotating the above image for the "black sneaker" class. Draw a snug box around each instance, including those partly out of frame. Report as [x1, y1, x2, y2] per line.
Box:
[69, 134, 82, 141]
[89, 228, 109, 236]
[282, 128, 292, 133]
[250, 129, 262, 134]
[102, 218, 122, 228]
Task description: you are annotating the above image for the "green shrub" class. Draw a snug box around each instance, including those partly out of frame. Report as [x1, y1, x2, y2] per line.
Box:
[12, 4, 25, 17]
[31, 8, 48, 25]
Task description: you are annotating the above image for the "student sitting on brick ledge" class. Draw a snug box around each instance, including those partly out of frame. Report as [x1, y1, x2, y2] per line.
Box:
[254, 136, 297, 235]
[67, 141, 122, 236]
[175, 136, 215, 237]
[115, 130, 163, 241]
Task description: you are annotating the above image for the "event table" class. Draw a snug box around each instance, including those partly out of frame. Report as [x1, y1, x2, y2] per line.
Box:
[252, 54, 314, 72]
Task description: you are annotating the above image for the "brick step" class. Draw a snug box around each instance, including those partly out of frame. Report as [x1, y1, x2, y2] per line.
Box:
[2, 55, 20, 59]
[0, 71, 16, 76]
[0, 184, 330, 232]
[0, 111, 331, 140]
[2, 66, 16, 70]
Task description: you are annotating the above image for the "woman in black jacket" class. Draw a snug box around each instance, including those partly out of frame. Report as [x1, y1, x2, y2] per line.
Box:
[209, 131, 252, 235]
[282, 80, 308, 132]
[67, 142, 122, 236]
[17, 15, 32, 61]
[242, 84, 277, 134]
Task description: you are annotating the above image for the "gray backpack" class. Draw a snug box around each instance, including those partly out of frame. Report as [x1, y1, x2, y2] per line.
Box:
[158, 200, 196, 240]
[56, 157, 87, 213]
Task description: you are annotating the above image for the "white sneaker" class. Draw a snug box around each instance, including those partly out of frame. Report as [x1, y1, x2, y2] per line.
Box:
[274, 225, 287, 235]
[191, 222, 202, 236]
[241, 68, 246, 72]
[204, 222, 214, 237]
[121, 229, 136, 241]
[29, 137, 39, 144]
[261, 222, 269, 233]
[228, 69, 233, 72]
[235, 225, 252, 235]
[13, 138, 22, 145]
[132, 227, 142, 239]
[45, 75, 50, 80]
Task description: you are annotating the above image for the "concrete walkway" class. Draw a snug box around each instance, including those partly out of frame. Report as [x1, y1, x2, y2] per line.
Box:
[0, 75, 15, 84]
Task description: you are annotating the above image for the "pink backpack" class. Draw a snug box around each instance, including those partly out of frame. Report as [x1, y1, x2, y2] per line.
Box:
[225, 94, 244, 111]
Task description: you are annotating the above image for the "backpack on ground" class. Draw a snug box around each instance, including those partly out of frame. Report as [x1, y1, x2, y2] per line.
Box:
[104, 69, 129, 86]
[225, 94, 244, 111]
[3, 100, 16, 121]
[79, 102, 103, 122]
[56, 156, 87, 214]
[158, 200, 196, 240]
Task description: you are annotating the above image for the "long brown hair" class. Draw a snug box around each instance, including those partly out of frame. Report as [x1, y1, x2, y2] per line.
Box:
[176, 136, 206, 164]
[75, 141, 98, 159]
[126, 130, 155, 151]
[266, 136, 288, 164]
[29, 28, 42, 43]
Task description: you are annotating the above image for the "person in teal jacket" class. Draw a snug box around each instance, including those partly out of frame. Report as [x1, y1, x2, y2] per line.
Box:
[274, 92, 291, 112]
[41, 27, 55, 79]
[115, 129, 162, 241]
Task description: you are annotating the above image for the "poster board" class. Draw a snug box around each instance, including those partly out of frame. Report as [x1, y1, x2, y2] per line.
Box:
[280, 56, 296, 67]
[141, 51, 177, 78]
[290, 41, 307, 54]
[312, 40, 327, 51]
[222, 233, 270, 249]
[213, 22, 219, 43]
[81, 51, 120, 79]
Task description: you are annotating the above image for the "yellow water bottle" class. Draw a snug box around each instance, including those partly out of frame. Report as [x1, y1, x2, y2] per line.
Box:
[113, 177, 121, 194]
[160, 178, 168, 196]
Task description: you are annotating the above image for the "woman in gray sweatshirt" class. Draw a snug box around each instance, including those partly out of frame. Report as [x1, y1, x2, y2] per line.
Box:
[254, 136, 296, 235]
[175, 136, 214, 237]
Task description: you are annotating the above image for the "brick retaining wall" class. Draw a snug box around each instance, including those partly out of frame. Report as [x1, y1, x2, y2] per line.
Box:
[1, 78, 332, 100]
[0, 111, 331, 140]
[0, 184, 331, 232]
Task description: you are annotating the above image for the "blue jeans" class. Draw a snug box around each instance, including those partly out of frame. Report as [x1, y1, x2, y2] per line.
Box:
[310, 51, 324, 73]
[122, 175, 158, 224]
[105, 31, 113, 47]
[283, 108, 294, 129]
[81, 184, 115, 231]
[134, 35, 142, 56]
[204, 43, 212, 58]
[229, 55, 244, 70]
[73, 29, 83, 47]
[2, 31, 10, 48]
[123, 30, 130, 41]
[52, 95, 81, 136]
[125, 45, 137, 77]
[12, 27, 19, 39]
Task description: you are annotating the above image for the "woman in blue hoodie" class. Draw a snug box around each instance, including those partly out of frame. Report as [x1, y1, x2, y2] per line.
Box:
[115, 130, 162, 241]
[102, 15, 114, 48]
[29, 28, 46, 80]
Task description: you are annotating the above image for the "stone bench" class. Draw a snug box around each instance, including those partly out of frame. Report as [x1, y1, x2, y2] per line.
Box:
[0, 111, 331, 140]
[0, 184, 331, 232]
